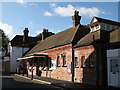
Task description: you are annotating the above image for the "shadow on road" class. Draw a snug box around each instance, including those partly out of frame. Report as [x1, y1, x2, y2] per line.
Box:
[1, 74, 64, 89]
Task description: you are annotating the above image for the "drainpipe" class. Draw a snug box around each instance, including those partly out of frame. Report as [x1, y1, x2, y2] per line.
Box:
[71, 47, 75, 82]
[31, 67, 33, 80]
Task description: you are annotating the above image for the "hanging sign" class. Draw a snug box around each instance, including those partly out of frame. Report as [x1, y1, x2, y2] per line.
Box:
[50, 60, 56, 70]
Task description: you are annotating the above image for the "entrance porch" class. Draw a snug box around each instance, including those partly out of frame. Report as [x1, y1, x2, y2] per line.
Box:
[17, 53, 51, 79]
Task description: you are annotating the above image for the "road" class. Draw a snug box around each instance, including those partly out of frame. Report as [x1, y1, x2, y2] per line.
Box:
[1, 74, 66, 89]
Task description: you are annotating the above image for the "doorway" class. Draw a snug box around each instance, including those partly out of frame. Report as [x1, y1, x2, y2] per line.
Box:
[108, 58, 119, 86]
[107, 49, 120, 87]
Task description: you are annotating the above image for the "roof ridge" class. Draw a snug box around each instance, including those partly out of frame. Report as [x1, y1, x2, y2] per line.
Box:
[94, 16, 120, 23]
[12, 35, 37, 38]
[71, 24, 80, 43]
[26, 26, 78, 55]
[90, 16, 120, 26]
[40, 27, 73, 41]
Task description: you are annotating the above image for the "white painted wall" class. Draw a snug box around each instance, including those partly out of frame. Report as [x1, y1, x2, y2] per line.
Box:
[90, 23, 120, 32]
[107, 49, 120, 87]
[10, 46, 29, 72]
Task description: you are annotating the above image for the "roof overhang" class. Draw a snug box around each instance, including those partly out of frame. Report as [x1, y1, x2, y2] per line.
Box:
[17, 53, 48, 60]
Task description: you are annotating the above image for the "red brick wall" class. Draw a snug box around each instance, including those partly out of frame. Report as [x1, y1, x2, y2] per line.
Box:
[28, 44, 97, 85]
[34, 44, 73, 81]
[74, 45, 97, 85]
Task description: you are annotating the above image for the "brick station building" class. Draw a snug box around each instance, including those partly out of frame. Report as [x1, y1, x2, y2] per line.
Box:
[17, 10, 120, 87]
[73, 17, 120, 86]
[17, 10, 90, 81]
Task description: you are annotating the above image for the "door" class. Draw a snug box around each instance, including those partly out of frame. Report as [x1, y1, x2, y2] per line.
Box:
[109, 58, 119, 87]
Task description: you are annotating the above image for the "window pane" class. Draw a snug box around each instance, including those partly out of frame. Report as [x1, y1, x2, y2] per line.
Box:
[95, 24, 98, 26]
[81, 56, 85, 67]
[57, 56, 60, 66]
[110, 59, 118, 73]
[89, 54, 94, 67]
[74, 57, 78, 67]
[63, 56, 66, 66]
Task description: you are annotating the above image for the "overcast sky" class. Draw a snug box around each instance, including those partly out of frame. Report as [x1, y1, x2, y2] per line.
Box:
[0, 0, 119, 40]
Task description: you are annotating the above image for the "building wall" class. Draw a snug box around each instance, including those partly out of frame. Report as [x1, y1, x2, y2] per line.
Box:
[2, 61, 10, 73]
[107, 49, 120, 87]
[28, 66, 36, 75]
[28, 44, 97, 85]
[74, 45, 97, 85]
[90, 22, 120, 32]
[32, 44, 73, 81]
[10, 46, 29, 72]
[43, 44, 72, 81]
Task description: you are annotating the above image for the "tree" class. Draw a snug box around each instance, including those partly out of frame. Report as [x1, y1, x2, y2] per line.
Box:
[0, 29, 10, 46]
[36, 33, 42, 40]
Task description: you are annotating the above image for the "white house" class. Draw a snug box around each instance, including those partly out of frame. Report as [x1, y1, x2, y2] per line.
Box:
[9, 28, 39, 73]
[107, 29, 120, 87]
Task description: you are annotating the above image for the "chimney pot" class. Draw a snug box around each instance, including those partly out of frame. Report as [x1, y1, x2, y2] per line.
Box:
[72, 10, 81, 27]
[23, 27, 29, 43]
[42, 29, 49, 41]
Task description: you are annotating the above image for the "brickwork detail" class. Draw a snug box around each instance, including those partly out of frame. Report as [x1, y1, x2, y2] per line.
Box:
[27, 44, 97, 85]
[74, 45, 97, 85]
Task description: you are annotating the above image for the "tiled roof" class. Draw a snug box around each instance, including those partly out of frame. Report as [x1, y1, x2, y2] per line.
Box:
[27, 25, 90, 55]
[74, 30, 109, 48]
[110, 28, 120, 43]
[74, 28, 120, 48]
[11, 35, 39, 47]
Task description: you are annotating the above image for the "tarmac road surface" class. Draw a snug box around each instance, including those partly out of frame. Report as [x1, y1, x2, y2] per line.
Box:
[1, 74, 66, 89]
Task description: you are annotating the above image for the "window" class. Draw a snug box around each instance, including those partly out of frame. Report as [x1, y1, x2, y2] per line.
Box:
[74, 57, 78, 67]
[115, 26, 118, 29]
[57, 56, 60, 66]
[110, 59, 118, 73]
[91, 26, 94, 28]
[81, 56, 85, 67]
[63, 56, 67, 66]
[112, 25, 115, 30]
[89, 54, 94, 67]
[95, 24, 99, 30]
[105, 24, 110, 31]
[95, 24, 98, 27]
[101, 24, 105, 30]
[90, 26, 94, 32]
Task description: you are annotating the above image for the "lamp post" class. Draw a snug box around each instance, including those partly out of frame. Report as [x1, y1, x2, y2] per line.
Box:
[31, 58, 34, 80]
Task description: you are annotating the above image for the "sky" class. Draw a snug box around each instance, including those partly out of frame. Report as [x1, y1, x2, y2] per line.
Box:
[0, 0, 119, 40]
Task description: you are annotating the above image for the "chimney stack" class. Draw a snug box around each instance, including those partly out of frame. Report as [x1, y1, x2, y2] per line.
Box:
[72, 10, 81, 27]
[23, 28, 29, 43]
[42, 29, 49, 41]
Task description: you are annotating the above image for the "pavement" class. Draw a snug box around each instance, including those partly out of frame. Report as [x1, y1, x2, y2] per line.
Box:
[14, 74, 112, 89]
[1, 73, 117, 89]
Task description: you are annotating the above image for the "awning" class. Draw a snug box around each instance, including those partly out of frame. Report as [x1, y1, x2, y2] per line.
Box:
[17, 53, 48, 60]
